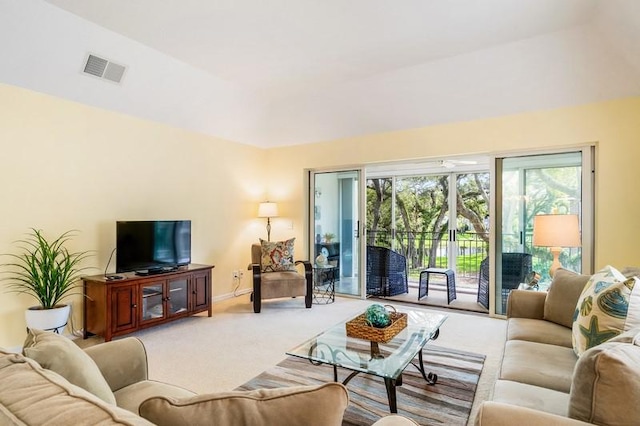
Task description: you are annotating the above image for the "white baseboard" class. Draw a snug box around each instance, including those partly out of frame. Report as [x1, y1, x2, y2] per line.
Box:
[212, 287, 252, 303]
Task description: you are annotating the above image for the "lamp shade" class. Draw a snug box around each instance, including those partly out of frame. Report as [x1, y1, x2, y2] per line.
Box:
[258, 202, 278, 218]
[533, 214, 581, 247]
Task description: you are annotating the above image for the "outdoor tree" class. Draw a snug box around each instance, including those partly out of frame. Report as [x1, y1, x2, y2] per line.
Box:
[365, 159, 581, 284]
[367, 172, 489, 272]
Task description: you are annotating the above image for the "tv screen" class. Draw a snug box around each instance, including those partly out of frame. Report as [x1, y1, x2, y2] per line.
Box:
[116, 220, 191, 273]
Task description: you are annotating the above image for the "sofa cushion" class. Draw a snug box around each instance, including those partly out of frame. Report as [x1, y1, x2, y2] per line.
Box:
[621, 266, 640, 277]
[500, 340, 576, 393]
[608, 326, 640, 344]
[492, 379, 570, 417]
[0, 349, 153, 425]
[543, 269, 590, 328]
[22, 328, 117, 405]
[139, 383, 349, 426]
[572, 265, 640, 356]
[115, 380, 196, 414]
[371, 415, 420, 425]
[475, 402, 589, 426]
[259, 238, 296, 272]
[507, 318, 572, 348]
[569, 328, 640, 424]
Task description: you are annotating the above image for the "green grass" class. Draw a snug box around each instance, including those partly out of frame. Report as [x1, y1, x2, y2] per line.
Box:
[407, 253, 484, 279]
[456, 253, 484, 273]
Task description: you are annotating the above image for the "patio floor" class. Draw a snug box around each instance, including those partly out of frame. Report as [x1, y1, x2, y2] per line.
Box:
[372, 275, 489, 314]
[333, 274, 489, 314]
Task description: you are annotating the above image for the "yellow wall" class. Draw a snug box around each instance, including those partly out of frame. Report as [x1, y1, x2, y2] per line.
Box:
[268, 96, 640, 272]
[1, 81, 639, 348]
[0, 84, 267, 347]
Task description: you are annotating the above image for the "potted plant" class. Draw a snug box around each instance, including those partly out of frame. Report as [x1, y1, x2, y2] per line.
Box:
[323, 232, 336, 243]
[1, 229, 92, 334]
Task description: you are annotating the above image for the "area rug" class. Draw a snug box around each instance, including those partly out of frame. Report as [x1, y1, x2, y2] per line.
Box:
[236, 345, 485, 425]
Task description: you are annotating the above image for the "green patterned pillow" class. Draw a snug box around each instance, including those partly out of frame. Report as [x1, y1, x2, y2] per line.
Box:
[572, 265, 640, 356]
[260, 238, 296, 273]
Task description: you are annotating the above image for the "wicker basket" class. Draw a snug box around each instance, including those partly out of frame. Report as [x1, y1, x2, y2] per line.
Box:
[345, 306, 407, 343]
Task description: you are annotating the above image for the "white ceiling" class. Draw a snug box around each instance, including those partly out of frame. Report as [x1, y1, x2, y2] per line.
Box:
[2, 0, 640, 147]
[42, 0, 600, 96]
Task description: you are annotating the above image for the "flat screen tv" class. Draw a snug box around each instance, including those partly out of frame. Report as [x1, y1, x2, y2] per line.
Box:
[116, 220, 191, 273]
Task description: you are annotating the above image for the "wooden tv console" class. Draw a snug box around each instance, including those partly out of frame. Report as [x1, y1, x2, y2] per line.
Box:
[83, 264, 214, 342]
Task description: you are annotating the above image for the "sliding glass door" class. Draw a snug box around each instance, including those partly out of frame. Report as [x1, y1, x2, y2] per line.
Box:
[310, 169, 363, 297]
[366, 169, 490, 294]
[494, 149, 594, 315]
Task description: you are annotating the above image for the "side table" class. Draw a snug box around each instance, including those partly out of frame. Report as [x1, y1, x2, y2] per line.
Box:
[313, 265, 336, 304]
[517, 282, 550, 292]
[418, 268, 457, 304]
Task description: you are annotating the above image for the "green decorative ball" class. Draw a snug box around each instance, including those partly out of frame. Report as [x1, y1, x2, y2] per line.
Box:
[365, 304, 391, 328]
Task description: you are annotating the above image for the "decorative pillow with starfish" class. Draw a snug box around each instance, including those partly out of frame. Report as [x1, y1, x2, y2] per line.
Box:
[572, 265, 640, 356]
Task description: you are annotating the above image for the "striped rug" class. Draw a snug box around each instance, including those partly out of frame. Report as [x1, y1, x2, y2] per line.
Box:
[236, 345, 485, 425]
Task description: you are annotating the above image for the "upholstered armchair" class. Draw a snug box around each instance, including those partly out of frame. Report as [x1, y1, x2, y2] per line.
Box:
[250, 241, 313, 313]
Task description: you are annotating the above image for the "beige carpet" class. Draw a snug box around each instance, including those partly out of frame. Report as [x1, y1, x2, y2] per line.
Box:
[79, 295, 506, 425]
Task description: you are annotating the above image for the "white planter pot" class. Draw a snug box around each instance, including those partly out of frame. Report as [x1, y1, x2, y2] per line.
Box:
[25, 304, 71, 334]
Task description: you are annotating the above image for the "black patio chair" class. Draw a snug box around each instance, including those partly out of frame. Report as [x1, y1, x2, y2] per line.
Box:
[478, 252, 533, 312]
[366, 245, 408, 297]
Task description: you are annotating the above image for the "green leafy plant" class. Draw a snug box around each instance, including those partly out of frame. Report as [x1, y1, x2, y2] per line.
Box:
[1, 229, 92, 309]
[323, 232, 336, 243]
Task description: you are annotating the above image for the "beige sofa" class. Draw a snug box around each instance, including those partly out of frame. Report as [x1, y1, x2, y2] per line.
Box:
[475, 269, 640, 425]
[0, 329, 417, 425]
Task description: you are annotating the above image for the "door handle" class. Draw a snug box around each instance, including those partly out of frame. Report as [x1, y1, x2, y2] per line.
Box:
[354, 220, 360, 238]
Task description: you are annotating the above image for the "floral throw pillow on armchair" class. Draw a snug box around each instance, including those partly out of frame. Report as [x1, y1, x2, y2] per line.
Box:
[260, 238, 296, 273]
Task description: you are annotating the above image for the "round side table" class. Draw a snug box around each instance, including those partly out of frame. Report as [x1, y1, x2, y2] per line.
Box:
[312, 265, 336, 304]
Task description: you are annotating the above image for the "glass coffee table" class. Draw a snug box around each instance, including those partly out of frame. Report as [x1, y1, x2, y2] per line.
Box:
[286, 309, 447, 413]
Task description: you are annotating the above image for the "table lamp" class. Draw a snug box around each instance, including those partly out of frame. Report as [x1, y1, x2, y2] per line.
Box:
[533, 214, 581, 277]
[258, 202, 278, 241]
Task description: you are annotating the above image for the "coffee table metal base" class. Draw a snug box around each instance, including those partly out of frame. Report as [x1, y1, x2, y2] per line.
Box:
[322, 329, 440, 413]
[328, 346, 438, 413]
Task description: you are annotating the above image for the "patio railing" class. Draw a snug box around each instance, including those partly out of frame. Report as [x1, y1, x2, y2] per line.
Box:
[366, 229, 489, 282]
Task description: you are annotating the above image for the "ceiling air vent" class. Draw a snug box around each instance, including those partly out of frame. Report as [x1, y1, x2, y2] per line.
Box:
[83, 54, 126, 84]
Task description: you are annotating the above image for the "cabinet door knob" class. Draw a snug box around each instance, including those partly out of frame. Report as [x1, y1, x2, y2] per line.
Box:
[132, 304, 137, 308]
